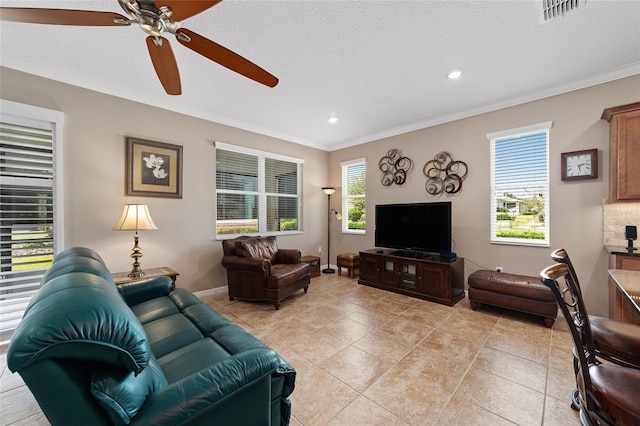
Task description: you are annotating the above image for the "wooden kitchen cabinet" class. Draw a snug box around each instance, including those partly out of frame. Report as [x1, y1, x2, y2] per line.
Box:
[607, 251, 640, 321]
[602, 102, 640, 201]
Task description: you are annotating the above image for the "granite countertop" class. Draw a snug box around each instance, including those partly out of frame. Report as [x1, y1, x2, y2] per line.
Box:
[604, 245, 640, 257]
[608, 269, 640, 315]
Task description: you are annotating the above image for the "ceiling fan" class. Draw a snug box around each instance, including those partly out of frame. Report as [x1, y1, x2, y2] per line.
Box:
[0, 0, 279, 95]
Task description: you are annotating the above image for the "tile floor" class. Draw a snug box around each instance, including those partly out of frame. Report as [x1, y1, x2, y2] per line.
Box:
[1, 274, 580, 425]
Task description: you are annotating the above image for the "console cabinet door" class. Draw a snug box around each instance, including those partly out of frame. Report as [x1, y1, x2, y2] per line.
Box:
[381, 259, 399, 287]
[359, 254, 380, 283]
[380, 258, 419, 289]
[417, 263, 450, 299]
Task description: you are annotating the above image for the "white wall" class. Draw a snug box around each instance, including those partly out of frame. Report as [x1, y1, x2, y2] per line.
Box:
[2, 66, 639, 315]
[330, 75, 640, 316]
[0, 67, 329, 293]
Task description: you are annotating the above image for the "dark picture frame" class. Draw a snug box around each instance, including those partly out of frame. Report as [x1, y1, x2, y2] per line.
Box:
[126, 137, 183, 198]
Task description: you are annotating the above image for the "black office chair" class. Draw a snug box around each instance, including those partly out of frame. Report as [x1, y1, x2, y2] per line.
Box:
[551, 248, 640, 369]
[540, 263, 640, 425]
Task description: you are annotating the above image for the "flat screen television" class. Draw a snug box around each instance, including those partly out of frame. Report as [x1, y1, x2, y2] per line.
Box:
[375, 202, 452, 258]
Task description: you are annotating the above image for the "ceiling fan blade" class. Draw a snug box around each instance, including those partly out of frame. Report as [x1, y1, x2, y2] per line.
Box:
[152, 1, 222, 21]
[146, 36, 182, 95]
[176, 28, 278, 88]
[0, 8, 130, 26]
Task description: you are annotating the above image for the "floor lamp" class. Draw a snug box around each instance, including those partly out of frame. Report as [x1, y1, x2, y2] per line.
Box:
[322, 187, 337, 273]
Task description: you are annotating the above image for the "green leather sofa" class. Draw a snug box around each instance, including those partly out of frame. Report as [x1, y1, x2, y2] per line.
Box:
[7, 247, 296, 425]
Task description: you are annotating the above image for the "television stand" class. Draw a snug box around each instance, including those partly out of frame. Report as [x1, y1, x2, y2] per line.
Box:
[358, 249, 464, 306]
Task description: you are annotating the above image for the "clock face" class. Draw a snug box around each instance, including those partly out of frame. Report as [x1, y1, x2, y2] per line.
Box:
[561, 149, 598, 181]
[566, 154, 592, 177]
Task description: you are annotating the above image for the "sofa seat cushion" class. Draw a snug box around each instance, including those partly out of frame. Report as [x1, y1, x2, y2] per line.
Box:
[130, 298, 180, 325]
[182, 303, 231, 333]
[91, 353, 167, 425]
[267, 263, 310, 289]
[158, 339, 232, 384]
[211, 324, 269, 353]
[144, 314, 205, 359]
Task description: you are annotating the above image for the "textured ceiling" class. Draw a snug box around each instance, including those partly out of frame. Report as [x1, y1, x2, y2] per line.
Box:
[1, 1, 639, 151]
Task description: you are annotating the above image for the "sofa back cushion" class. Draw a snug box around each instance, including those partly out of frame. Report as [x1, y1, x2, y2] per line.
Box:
[235, 236, 278, 260]
[8, 272, 152, 375]
[221, 235, 254, 256]
[40, 256, 116, 287]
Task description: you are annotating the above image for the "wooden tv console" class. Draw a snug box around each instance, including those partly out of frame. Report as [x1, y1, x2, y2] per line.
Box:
[358, 249, 464, 306]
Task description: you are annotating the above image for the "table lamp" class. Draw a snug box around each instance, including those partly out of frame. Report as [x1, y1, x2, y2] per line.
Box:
[113, 204, 158, 277]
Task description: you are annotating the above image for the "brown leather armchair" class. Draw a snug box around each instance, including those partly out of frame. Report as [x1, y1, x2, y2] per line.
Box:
[221, 236, 310, 309]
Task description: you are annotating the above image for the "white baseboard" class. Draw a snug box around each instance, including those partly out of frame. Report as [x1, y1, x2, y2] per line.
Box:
[194, 286, 228, 298]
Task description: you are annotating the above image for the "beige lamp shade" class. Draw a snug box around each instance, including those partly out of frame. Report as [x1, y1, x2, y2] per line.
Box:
[322, 187, 336, 195]
[113, 204, 158, 231]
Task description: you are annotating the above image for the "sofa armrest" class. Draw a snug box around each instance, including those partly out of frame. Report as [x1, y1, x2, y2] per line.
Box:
[274, 249, 300, 264]
[275, 356, 296, 398]
[117, 276, 173, 306]
[222, 256, 271, 274]
[130, 348, 279, 425]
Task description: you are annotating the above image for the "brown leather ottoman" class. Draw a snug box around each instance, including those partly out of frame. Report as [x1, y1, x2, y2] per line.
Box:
[468, 270, 558, 328]
[337, 253, 360, 278]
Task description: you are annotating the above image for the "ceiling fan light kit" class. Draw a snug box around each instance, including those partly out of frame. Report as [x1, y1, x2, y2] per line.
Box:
[0, 0, 278, 95]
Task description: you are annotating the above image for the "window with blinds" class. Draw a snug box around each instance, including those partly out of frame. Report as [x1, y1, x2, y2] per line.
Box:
[341, 159, 366, 234]
[215, 142, 303, 237]
[488, 122, 551, 247]
[1, 100, 63, 343]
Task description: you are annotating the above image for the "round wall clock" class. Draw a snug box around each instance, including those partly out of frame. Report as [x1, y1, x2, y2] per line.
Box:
[561, 148, 598, 181]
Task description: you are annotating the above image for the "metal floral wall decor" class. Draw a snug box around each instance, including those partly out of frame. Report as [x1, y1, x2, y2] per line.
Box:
[379, 149, 413, 186]
[423, 151, 468, 196]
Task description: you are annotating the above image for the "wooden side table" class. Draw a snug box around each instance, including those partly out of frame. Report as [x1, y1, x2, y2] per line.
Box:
[111, 266, 179, 288]
[300, 255, 321, 278]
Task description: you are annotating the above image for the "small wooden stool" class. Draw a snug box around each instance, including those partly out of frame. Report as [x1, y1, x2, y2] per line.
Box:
[337, 253, 360, 278]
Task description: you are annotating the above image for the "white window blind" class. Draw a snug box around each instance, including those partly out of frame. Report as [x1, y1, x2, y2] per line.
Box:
[341, 158, 366, 234]
[1, 100, 63, 343]
[215, 142, 303, 237]
[488, 122, 551, 247]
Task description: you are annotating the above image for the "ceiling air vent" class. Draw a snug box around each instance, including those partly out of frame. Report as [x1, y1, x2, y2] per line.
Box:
[542, 0, 582, 21]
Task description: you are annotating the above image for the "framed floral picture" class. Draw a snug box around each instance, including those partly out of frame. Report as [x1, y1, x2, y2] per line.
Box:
[125, 137, 183, 198]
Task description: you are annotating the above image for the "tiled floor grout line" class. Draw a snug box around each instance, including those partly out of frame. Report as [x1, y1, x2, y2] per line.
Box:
[430, 311, 508, 425]
[288, 296, 436, 425]
[295, 303, 412, 424]
[540, 325, 555, 425]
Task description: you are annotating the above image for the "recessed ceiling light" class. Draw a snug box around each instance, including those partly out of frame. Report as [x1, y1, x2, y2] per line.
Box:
[328, 116, 339, 124]
[447, 69, 463, 80]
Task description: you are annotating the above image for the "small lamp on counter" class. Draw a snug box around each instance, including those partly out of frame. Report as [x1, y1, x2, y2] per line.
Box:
[113, 204, 158, 277]
[626, 225, 637, 252]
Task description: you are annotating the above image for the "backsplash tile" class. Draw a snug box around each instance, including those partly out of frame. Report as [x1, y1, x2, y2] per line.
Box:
[603, 201, 640, 246]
